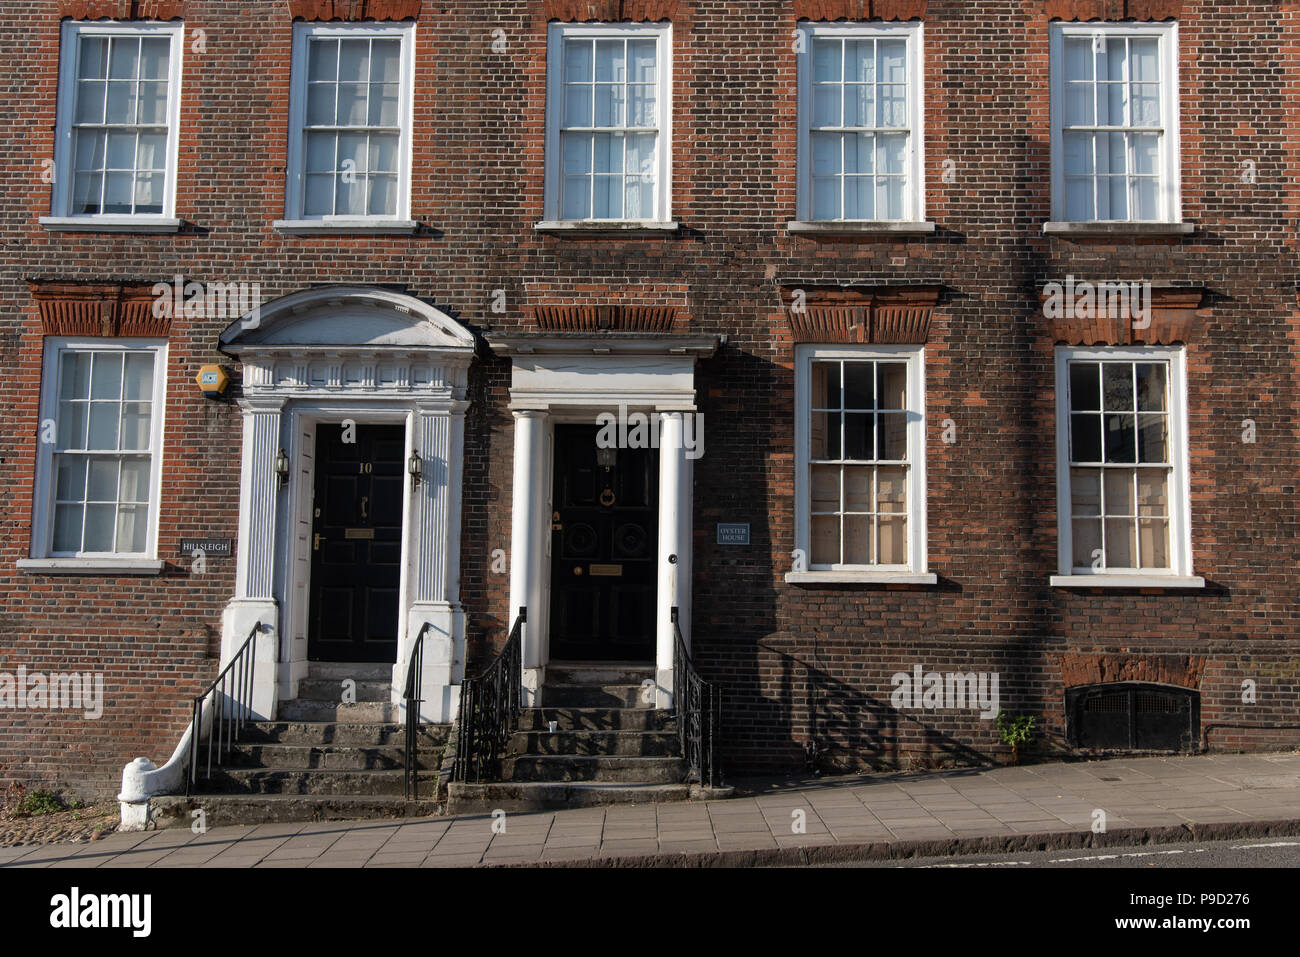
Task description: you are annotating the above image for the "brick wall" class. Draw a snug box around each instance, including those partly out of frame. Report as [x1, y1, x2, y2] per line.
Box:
[0, 0, 1296, 797]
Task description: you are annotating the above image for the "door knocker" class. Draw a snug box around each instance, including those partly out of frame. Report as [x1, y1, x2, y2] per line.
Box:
[599, 488, 616, 507]
[361, 496, 369, 520]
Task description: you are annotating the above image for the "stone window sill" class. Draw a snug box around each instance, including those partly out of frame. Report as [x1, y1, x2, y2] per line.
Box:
[273, 219, 420, 235]
[1042, 221, 1195, 238]
[535, 220, 680, 235]
[787, 220, 936, 236]
[1049, 573, 1205, 589]
[40, 216, 183, 234]
[786, 571, 938, 585]
[18, 558, 165, 576]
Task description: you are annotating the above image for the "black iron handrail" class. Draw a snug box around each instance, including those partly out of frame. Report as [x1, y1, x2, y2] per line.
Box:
[671, 607, 722, 788]
[452, 609, 525, 783]
[187, 622, 259, 796]
[403, 622, 430, 800]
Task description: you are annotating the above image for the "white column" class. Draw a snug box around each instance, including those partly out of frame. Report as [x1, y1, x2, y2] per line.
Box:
[510, 410, 548, 706]
[656, 412, 685, 708]
[398, 402, 468, 722]
[220, 399, 284, 722]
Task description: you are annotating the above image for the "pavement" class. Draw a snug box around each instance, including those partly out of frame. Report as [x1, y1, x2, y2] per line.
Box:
[3, 751, 1299, 868]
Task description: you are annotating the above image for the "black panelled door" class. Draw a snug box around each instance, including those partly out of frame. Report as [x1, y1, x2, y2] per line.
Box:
[549, 424, 658, 661]
[307, 423, 404, 663]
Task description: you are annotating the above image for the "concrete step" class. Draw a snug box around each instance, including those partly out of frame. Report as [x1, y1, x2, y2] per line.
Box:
[502, 755, 684, 784]
[446, 781, 690, 814]
[510, 729, 680, 757]
[195, 768, 435, 797]
[277, 699, 397, 722]
[520, 708, 673, 732]
[305, 662, 393, 681]
[546, 663, 655, 685]
[239, 721, 447, 749]
[296, 678, 391, 702]
[541, 683, 655, 708]
[150, 794, 440, 829]
[217, 743, 441, 772]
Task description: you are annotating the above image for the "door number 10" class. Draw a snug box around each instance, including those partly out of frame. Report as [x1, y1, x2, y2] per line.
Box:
[357, 462, 373, 474]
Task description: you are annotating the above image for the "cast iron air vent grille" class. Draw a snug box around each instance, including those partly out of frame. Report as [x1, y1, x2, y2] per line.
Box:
[1066, 683, 1199, 752]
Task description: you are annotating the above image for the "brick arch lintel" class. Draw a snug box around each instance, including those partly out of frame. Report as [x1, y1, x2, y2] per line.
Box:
[1059, 653, 1206, 690]
[59, 1, 185, 18]
[286, 1, 421, 21]
[794, 1, 926, 21]
[30, 280, 172, 338]
[1039, 285, 1207, 346]
[543, 1, 680, 22]
[1039, 1, 1181, 21]
[781, 285, 940, 344]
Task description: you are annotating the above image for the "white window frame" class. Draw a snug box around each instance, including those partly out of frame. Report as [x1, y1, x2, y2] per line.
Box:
[1049, 21, 1181, 224]
[1052, 345, 1201, 588]
[795, 20, 925, 224]
[281, 20, 416, 229]
[24, 338, 168, 573]
[788, 344, 932, 584]
[542, 21, 674, 225]
[46, 20, 185, 231]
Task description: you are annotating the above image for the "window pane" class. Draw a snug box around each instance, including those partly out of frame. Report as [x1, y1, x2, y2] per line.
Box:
[305, 173, 334, 215]
[812, 176, 841, 219]
[844, 133, 873, 175]
[74, 129, 106, 172]
[844, 85, 873, 127]
[595, 39, 624, 83]
[1103, 413, 1136, 463]
[812, 86, 841, 128]
[592, 133, 621, 173]
[306, 131, 336, 172]
[628, 84, 656, 127]
[877, 40, 906, 83]
[564, 39, 593, 82]
[338, 38, 369, 82]
[76, 79, 106, 124]
[116, 504, 148, 553]
[1138, 518, 1168, 568]
[1104, 469, 1134, 516]
[810, 411, 831, 459]
[336, 173, 365, 215]
[137, 81, 168, 125]
[1071, 518, 1101, 567]
[140, 37, 169, 78]
[1065, 177, 1095, 221]
[336, 82, 367, 126]
[306, 84, 336, 125]
[875, 177, 903, 220]
[370, 40, 401, 82]
[843, 467, 871, 510]
[370, 133, 399, 173]
[592, 175, 621, 218]
[845, 39, 874, 82]
[811, 515, 839, 565]
[120, 402, 152, 450]
[79, 37, 108, 79]
[308, 38, 338, 82]
[561, 177, 590, 219]
[103, 172, 133, 213]
[137, 130, 167, 170]
[87, 457, 118, 501]
[1133, 177, 1159, 220]
[877, 363, 906, 409]
[843, 515, 872, 565]
[564, 84, 593, 127]
[593, 84, 626, 126]
[629, 39, 656, 83]
[877, 85, 907, 127]
[88, 403, 120, 450]
[878, 514, 906, 564]
[844, 177, 872, 220]
[878, 413, 907, 460]
[625, 132, 655, 175]
[624, 175, 654, 219]
[368, 174, 397, 216]
[119, 458, 151, 503]
[105, 80, 137, 124]
[877, 466, 907, 512]
[1105, 517, 1136, 567]
[108, 37, 139, 79]
[562, 132, 590, 173]
[877, 134, 905, 173]
[1136, 469, 1167, 516]
[134, 172, 163, 213]
[1071, 413, 1102, 462]
[814, 361, 839, 409]
[811, 133, 841, 176]
[1137, 413, 1167, 463]
[1071, 468, 1101, 515]
[61, 352, 92, 399]
[811, 465, 840, 512]
[91, 352, 123, 399]
[369, 83, 399, 127]
[1069, 362, 1101, 411]
[1131, 83, 1160, 126]
[1102, 363, 1133, 411]
[1064, 82, 1094, 126]
[53, 504, 84, 552]
[58, 401, 88, 449]
[56, 457, 87, 501]
[337, 131, 368, 174]
[1130, 38, 1159, 81]
[84, 503, 117, 552]
[1103, 174, 1128, 219]
[812, 39, 841, 83]
[844, 413, 873, 460]
[843, 363, 872, 409]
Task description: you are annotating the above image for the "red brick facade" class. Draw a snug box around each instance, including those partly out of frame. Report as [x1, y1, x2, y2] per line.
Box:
[2, 1, 1298, 797]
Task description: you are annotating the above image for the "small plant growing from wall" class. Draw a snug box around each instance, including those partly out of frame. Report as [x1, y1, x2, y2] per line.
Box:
[996, 711, 1036, 766]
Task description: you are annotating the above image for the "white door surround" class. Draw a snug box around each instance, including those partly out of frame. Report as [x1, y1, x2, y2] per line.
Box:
[487, 334, 718, 709]
[219, 286, 475, 723]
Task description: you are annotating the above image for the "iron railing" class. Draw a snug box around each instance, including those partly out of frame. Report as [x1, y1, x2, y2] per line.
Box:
[452, 609, 525, 783]
[403, 622, 431, 800]
[671, 607, 722, 788]
[187, 622, 260, 796]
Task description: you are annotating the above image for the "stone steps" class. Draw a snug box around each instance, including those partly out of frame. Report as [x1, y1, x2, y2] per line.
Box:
[276, 699, 397, 722]
[238, 720, 445, 748]
[541, 683, 656, 708]
[214, 743, 440, 772]
[510, 729, 680, 757]
[296, 678, 392, 702]
[151, 794, 440, 828]
[445, 781, 690, 814]
[501, 755, 683, 783]
[519, 707, 673, 732]
[198, 767, 437, 797]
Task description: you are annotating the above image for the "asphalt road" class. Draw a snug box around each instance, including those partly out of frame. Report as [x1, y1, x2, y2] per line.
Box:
[820, 838, 1300, 868]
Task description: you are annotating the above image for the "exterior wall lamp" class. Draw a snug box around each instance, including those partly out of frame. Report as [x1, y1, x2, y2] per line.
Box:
[273, 448, 290, 487]
[408, 450, 422, 487]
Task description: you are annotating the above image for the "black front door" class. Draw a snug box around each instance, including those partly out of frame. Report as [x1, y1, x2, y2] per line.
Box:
[549, 424, 658, 661]
[307, 423, 404, 663]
